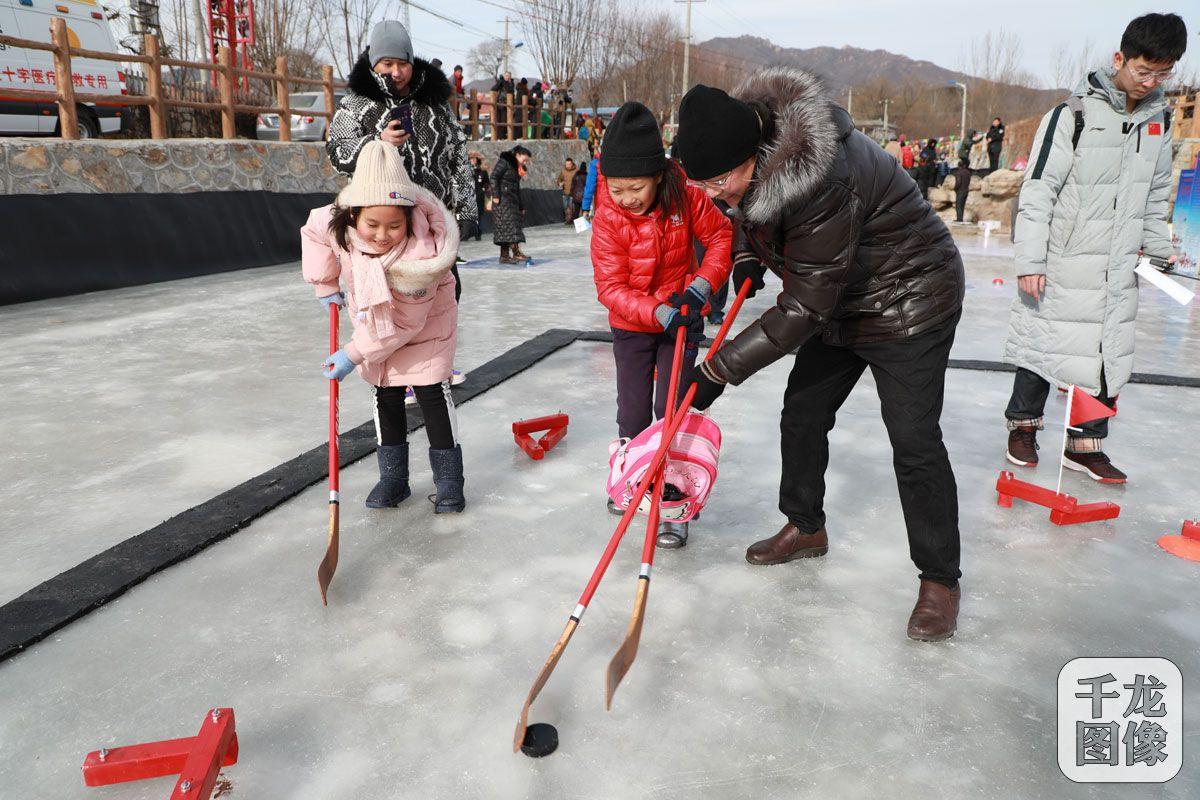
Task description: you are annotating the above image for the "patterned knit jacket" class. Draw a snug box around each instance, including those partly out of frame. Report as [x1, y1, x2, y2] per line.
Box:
[327, 53, 476, 224]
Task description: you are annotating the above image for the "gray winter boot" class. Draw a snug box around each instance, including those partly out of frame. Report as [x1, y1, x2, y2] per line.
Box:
[428, 445, 466, 513]
[365, 443, 411, 508]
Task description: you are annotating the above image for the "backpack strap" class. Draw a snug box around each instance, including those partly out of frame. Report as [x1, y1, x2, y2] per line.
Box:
[1065, 96, 1085, 149]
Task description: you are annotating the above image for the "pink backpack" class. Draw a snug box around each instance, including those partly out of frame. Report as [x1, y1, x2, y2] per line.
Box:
[607, 410, 722, 523]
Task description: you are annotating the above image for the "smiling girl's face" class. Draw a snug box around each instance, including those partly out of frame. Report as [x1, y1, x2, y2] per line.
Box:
[607, 175, 662, 216]
[355, 205, 410, 249]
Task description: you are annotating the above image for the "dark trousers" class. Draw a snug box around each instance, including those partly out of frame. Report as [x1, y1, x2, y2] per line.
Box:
[612, 328, 698, 439]
[373, 383, 458, 449]
[709, 279, 729, 319]
[779, 313, 962, 586]
[1005, 367, 1116, 439]
[988, 146, 1001, 172]
[955, 191, 969, 222]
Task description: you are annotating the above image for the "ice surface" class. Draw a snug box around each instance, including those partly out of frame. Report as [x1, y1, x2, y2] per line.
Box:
[0, 224, 1198, 798]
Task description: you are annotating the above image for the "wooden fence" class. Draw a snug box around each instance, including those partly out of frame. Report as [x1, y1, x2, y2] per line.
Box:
[0, 19, 580, 143]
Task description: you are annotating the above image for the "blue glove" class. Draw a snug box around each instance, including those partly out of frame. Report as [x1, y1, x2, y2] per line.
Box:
[323, 349, 356, 381]
[319, 292, 344, 310]
[668, 283, 709, 312]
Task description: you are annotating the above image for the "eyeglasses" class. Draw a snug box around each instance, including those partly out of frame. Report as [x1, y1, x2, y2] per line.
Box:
[686, 171, 733, 190]
[1127, 65, 1174, 83]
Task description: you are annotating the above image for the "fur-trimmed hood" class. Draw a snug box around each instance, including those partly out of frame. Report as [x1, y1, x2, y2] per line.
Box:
[733, 67, 844, 225]
[346, 51, 452, 108]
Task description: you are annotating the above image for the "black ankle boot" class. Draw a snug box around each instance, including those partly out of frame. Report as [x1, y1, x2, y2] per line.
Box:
[365, 444, 411, 508]
[428, 445, 466, 513]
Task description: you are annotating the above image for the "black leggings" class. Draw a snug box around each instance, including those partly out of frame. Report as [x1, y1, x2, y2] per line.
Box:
[373, 383, 458, 449]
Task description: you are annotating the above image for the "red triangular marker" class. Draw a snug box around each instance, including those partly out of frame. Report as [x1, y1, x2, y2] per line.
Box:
[1069, 386, 1116, 427]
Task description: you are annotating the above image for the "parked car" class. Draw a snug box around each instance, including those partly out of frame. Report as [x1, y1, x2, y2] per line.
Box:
[0, 0, 127, 136]
[256, 91, 343, 141]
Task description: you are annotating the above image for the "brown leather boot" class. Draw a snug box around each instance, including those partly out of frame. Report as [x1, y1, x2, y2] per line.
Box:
[744, 523, 828, 565]
[906, 579, 960, 642]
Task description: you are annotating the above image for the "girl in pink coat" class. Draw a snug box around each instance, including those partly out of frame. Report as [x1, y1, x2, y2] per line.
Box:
[302, 140, 465, 512]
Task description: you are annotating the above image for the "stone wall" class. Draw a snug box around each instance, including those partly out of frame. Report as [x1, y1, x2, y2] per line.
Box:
[462, 139, 591, 191]
[2, 139, 343, 196]
[1, 137, 589, 196]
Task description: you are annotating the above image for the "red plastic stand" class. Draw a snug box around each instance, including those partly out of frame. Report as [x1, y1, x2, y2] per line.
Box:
[512, 414, 569, 460]
[995, 471, 1120, 525]
[1157, 520, 1200, 562]
[83, 708, 238, 798]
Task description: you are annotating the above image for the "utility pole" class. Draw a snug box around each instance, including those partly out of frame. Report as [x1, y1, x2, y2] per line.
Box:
[501, 16, 511, 75]
[881, 98, 890, 141]
[400, 0, 410, 31]
[952, 81, 968, 144]
[675, 0, 704, 104]
[847, 87, 853, 117]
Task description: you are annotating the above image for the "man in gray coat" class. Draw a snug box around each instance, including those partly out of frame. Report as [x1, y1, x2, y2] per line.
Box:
[1003, 12, 1185, 484]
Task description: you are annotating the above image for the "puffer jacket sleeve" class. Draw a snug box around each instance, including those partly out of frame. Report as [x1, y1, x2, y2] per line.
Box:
[326, 102, 376, 176]
[1013, 106, 1075, 277]
[1141, 121, 1176, 258]
[301, 206, 343, 297]
[582, 159, 599, 212]
[443, 101, 478, 225]
[687, 186, 733, 289]
[592, 212, 664, 330]
[709, 182, 856, 385]
[490, 158, 507, 202]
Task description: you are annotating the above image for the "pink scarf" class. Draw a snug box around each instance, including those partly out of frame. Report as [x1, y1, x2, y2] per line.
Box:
[345, 229, 406, 341]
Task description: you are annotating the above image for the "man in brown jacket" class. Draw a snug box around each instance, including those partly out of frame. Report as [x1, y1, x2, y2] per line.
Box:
[556, 157, 578, 223]
[675, 72, 966, 642]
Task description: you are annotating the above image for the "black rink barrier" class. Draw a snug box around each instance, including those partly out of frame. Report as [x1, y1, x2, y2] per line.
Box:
[0, 188, 566, 306]
[1, 329, 1197, 663]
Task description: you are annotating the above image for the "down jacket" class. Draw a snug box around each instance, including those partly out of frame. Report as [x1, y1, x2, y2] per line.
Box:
[490, 151, 525, 245]
[708, 67, 965, 386]
[300, 186, 459, 388]
[1004, 69, 1176, 396]
[591, 165, 733, 333]
[326, 53, 476, 226]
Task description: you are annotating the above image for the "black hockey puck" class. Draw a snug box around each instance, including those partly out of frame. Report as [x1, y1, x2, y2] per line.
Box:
[520, 723, 559, 757]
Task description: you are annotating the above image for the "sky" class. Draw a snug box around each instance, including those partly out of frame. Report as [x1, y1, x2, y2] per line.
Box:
[390, 0, 1197, 87]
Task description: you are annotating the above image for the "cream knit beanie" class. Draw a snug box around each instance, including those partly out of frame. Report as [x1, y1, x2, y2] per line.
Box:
[336, 140, 419, 208]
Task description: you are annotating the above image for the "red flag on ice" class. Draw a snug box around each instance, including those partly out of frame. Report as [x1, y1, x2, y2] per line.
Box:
[1068, 386, 1117, 428]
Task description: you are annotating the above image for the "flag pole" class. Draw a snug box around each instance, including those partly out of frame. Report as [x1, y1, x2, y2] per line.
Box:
[1055, 385, 1074, 496]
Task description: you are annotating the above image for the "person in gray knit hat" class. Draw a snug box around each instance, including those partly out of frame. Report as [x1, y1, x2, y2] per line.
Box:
[327, 20, 474, 282]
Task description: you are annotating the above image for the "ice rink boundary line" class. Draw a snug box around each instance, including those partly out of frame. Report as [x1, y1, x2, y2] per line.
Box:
[0, 328, 580, 665]
[3, 328, 1196, 664]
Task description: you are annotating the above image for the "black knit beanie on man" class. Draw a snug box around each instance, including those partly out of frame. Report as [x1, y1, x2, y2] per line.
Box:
[675, 84, 761, 180]
[599, 102, 667, 178]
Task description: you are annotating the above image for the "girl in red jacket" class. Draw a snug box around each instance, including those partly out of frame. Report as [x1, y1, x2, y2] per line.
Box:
[591, 101, 732, 548]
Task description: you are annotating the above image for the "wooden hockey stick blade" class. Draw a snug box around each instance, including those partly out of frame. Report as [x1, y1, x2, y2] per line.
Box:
[605, 576, 649, 710]
[317, 504, 339, 606]
[513, 617, 579, 752]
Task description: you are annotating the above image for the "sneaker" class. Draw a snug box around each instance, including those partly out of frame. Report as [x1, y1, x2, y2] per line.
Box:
[455, 256, 468, 265]
[656, 521, 688, 549]
[404, 387, 416, 406]
[707, 311, 725, 326]
[1006, 427, 1039, 467]
[1062, 450, 1127, 484]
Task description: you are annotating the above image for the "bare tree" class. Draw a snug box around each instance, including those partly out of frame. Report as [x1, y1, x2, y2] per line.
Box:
[466, 38, 508, 82]
[578, 3, 634, 112]
[514, 0, 602, 88]
[316, 0, 386, 78]
[250, 0, 326, 79]
[1050, 38, 1097, 91]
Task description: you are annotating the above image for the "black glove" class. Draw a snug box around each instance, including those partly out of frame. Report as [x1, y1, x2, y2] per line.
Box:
[667, 283, 708, 313]
[689, 363, 727, 411]
[732, 254, 767, 299]
[662, 305, 701, 336]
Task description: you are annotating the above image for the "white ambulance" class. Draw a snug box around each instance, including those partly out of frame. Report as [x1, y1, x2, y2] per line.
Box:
[0, 0, 126, 136]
